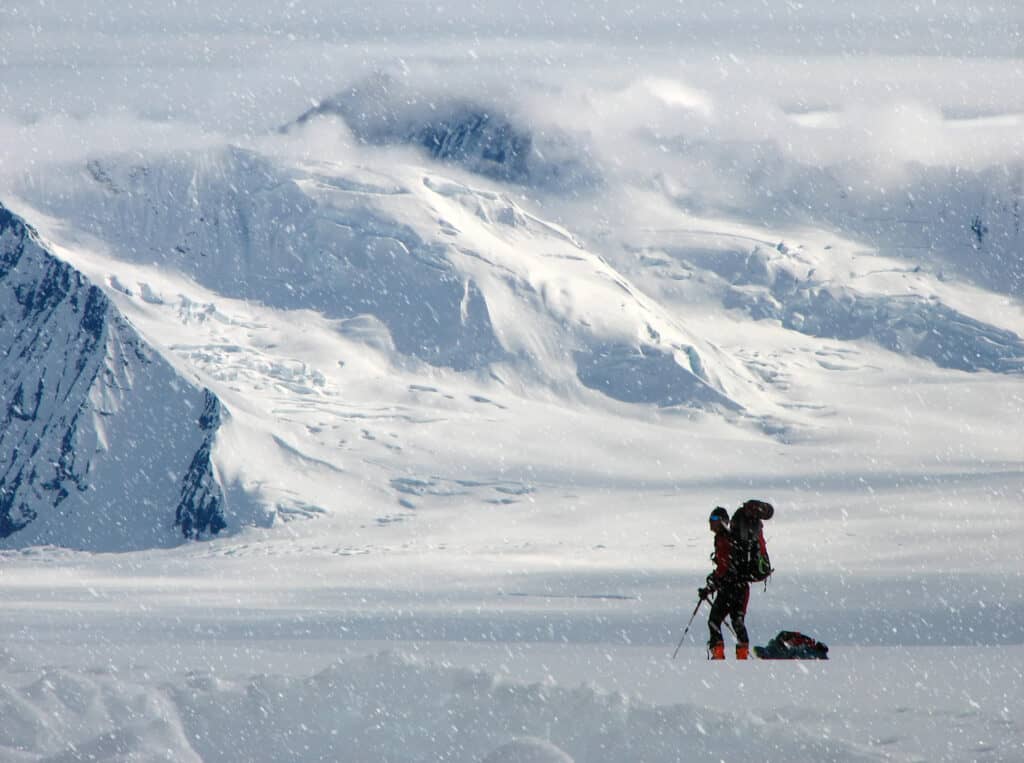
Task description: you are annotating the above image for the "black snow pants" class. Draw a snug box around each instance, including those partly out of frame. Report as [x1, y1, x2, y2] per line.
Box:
[708, 581, 750, 646]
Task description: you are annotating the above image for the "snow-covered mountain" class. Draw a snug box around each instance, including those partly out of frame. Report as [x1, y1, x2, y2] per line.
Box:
[5, 143, 769, 549]
[4, 97, 1023, 551]
[23, 147, 742, 398]
[0, 206, 231, 550]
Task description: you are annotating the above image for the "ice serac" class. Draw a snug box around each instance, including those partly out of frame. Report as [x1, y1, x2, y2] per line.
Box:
[0, 204, 228, 550]
[575, 343, 738, 409]
[717, 246, 1024, 374]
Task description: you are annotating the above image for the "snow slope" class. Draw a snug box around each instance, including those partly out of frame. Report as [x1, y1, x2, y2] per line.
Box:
[19, 147, 749, 407]
[7, 145, 804, 545]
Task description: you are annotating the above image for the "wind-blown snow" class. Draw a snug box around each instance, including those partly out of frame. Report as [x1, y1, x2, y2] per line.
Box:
[1, 1, 1023, 760]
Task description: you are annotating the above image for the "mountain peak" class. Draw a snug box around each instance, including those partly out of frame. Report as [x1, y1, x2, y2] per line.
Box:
[293, 72, 599, 191]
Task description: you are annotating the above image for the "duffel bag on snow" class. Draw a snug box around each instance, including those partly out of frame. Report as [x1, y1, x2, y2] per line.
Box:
[753, 630, 829, 659]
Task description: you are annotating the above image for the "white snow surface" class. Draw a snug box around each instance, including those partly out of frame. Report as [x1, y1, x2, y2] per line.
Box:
[2, 1, 1024, 761]
[0, 548, 1021, 762]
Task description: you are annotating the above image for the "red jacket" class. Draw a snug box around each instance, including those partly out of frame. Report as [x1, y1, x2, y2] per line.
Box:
[711, 528, 733, 584]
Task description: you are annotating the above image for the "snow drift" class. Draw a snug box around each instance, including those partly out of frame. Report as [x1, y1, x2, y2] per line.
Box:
[0, 651, 880, 763]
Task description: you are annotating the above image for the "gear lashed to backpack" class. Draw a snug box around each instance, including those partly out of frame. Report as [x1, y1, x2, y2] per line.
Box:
[728, 499, 774, 583]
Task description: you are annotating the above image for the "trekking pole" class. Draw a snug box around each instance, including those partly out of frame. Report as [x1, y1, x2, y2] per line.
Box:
[671, 594, 708, 659]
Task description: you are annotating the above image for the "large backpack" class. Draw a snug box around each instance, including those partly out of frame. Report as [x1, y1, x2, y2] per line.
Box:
[729, 499, 774, 583]
[754, 630, 829, 659]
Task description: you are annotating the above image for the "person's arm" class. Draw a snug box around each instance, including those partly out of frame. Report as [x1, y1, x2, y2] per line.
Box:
[711, 533, 731, 583]
[700, 533, 733, 598]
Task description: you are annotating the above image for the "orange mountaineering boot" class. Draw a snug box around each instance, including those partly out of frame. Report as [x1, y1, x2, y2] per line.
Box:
[710, 643, 725, 660]
[736, 643, 750, 660]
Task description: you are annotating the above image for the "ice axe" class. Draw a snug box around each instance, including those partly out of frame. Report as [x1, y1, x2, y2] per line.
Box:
[671, 591, 710, 659]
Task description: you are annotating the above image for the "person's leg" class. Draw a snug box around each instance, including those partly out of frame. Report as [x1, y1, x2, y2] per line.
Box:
[730, 584, 751, 658]
[707, 593, 728, 659]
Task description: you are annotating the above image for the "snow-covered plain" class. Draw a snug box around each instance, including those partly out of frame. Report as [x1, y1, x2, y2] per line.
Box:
[2, 1, 1023, 760]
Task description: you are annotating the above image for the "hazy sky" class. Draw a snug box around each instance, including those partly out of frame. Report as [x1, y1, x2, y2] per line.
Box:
[5, 1, 1021, 46]
[4, 1, 1021, 120]
[1, 1, 1021, 194]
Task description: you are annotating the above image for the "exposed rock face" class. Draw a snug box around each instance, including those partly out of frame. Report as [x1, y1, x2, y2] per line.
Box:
[0, 205, 228, 550]
[175, 389, 228, 540]
[294, 73, 600, 191]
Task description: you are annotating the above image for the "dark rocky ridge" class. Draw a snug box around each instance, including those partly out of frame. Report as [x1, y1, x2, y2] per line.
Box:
[0, 204, 228, 549]
[293, 73, 599, 191]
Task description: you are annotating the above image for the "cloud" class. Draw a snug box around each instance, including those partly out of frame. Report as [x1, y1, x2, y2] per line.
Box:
[2, 10, 1021, 231]
[247, 115, 360, 166]
[527, 59, 1023, 190]
[640, 77, 715, 118]
[0, 113, 227, 192]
